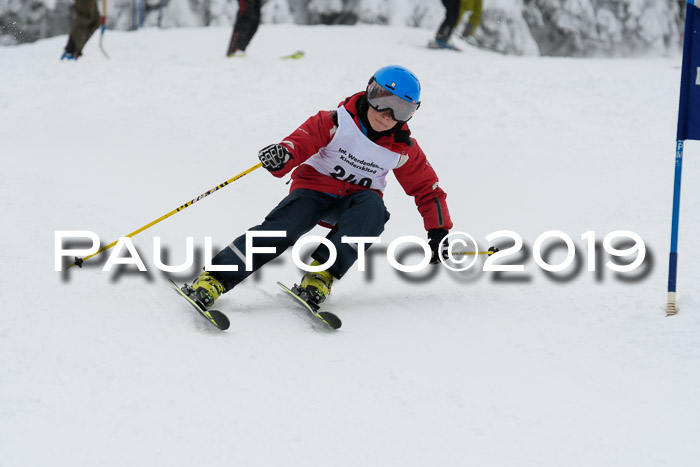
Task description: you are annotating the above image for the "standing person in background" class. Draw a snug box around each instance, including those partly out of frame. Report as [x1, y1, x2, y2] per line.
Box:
[430, 0, 483, 50]
[61, 0, 101, 60]
[227, 0, 262, 57]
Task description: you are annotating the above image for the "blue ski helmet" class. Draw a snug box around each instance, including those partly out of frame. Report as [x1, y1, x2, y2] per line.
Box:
[366, 65, 421, 122]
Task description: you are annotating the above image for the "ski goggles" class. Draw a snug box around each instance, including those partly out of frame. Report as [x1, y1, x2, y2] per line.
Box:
[366, 80, 421, 122]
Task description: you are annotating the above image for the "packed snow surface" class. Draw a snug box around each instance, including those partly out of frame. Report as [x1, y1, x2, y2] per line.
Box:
[1, 24, 700, 467]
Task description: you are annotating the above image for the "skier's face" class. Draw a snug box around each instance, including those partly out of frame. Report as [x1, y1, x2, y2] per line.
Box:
[367, 105, 398, 132]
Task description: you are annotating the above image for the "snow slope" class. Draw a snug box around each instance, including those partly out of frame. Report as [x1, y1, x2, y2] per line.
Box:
[2, 24, 700, 467]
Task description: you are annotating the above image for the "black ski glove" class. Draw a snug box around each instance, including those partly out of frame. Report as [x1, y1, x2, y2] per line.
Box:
[258, 144, 291, 173]
[428, 228, 450, 264]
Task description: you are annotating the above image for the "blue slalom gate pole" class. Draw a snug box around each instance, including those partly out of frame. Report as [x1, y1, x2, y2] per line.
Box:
[667, 0, 700, 315]
[139, 0, 145, 28]
[667, 140, 684, 315]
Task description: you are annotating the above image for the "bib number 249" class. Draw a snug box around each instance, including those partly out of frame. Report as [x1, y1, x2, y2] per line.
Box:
[330, 165, 372, 188]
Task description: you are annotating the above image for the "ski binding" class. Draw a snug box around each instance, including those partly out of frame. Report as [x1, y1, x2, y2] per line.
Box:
[277, 281, 342, 330]
[169, 279, 230, 331]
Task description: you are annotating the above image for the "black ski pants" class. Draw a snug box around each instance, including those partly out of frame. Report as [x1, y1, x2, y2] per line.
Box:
[227, 0, 261, 55]
[436, 0, 460, 43]
[210, 189, 390, 292]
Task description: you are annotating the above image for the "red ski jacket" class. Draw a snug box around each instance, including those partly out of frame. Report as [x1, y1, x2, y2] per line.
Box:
[272, 92, 453, 232]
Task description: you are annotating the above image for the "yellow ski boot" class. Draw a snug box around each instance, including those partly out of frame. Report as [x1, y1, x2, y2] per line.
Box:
[191, 271, 225, 309]
[300, 261, 334, 305]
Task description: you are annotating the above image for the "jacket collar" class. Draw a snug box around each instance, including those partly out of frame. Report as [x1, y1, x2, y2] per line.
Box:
[340, 92, 413, 150]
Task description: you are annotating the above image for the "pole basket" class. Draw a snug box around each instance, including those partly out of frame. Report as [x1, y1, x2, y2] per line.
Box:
[666, 292, 678, 316]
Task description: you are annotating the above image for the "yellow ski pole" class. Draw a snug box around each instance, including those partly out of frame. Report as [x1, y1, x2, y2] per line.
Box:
[452, 251, 495, 256]
[451, 246, 499, 256]
[69, 162, 263, 269]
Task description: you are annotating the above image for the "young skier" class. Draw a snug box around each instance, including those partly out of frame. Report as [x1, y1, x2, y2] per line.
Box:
[190, 65, 453, 308]
[430, 0, 483, 50]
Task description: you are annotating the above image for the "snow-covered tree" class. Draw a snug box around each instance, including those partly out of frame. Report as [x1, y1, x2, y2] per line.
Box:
[0, 0, 684, 56]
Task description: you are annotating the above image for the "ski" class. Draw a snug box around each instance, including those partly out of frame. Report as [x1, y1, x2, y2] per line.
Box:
[280, 50, 305, 60]
[427, 40, 461, 51]
[168, 279, 230, 331]
[277, 281, 342, 330]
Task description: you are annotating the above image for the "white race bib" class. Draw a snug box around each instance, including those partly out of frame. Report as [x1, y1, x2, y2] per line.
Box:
[302, 106, 401, 191]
